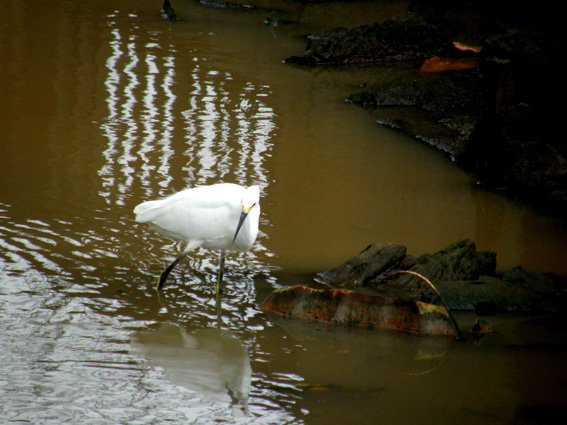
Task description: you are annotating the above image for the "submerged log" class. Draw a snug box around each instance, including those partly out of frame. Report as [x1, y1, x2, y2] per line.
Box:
[260, 285, 459, 338]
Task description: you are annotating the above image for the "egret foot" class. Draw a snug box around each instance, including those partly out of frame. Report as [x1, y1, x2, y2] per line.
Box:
[156, 252, 189, 291]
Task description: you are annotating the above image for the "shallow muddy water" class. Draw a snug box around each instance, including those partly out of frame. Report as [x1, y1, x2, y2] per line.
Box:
[1, 1, 566, 424]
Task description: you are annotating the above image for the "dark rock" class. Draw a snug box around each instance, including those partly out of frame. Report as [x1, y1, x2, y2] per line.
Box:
[369, 239, 497, 306]
[465, 103, 567, 215]
[285, 13, 459, 65]
[347, 72, 485, 159]
[317, 239, 565, 313]
[307, 12, 564, 216]
[480, 27, 559, 112]
[318, 243, 407, 287]
[407, 239, 496, 283]
[501, 266, 567, 299]
[348, 72, 484, 113]
[429, 277, 557, 313]
[161, 0, 178, 21]
[199, 0, 242, 9]
[475, 301, 498, 316]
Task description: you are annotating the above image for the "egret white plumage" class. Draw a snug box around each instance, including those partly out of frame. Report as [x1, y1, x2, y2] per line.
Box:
[134, 183, 260, 294]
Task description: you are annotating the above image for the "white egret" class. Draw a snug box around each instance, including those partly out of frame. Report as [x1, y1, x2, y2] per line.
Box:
[134, 183, 260, 294]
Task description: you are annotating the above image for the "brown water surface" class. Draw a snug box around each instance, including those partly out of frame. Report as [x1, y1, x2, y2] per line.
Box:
[1, 1, 566, 424]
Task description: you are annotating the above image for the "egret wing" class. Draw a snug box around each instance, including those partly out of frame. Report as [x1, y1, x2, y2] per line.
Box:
[134, 186, 242, 247]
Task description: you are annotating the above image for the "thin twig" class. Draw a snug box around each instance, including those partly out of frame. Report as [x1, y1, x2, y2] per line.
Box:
[385, 270, 462, 339]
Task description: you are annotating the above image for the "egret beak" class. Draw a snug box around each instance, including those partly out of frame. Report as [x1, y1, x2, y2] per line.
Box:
[233, 205, 253, 243]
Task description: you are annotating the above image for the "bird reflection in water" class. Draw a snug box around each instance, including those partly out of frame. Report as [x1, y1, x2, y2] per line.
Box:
[131, 318, 251, 415]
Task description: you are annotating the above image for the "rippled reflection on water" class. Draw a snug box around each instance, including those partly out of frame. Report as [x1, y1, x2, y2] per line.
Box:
[0, 204, 294, 424]
[0, 0, 293, 421]
[1, 0, 567, 424]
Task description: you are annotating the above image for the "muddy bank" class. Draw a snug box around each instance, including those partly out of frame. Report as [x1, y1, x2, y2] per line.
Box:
[281, 5, 565, 217]
[169, 0, 565, 216]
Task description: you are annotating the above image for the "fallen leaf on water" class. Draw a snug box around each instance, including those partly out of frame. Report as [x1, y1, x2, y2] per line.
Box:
[453, 41, 482, 53]
[420, 56, 479, 72]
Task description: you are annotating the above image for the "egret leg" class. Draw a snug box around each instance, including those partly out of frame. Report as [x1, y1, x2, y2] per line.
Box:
[216, 250, 226, 294]
[215, 291, 222, 329]
[157, 252, 189, 291]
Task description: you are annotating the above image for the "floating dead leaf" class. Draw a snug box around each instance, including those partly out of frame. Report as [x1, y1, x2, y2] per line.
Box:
[452, 41, 481, 53]
[260, 286, 459, 338]
[420, 56, 479, 72]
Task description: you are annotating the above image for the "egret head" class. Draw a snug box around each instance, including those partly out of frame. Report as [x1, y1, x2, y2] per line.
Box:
[233, 185, 260, 243]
